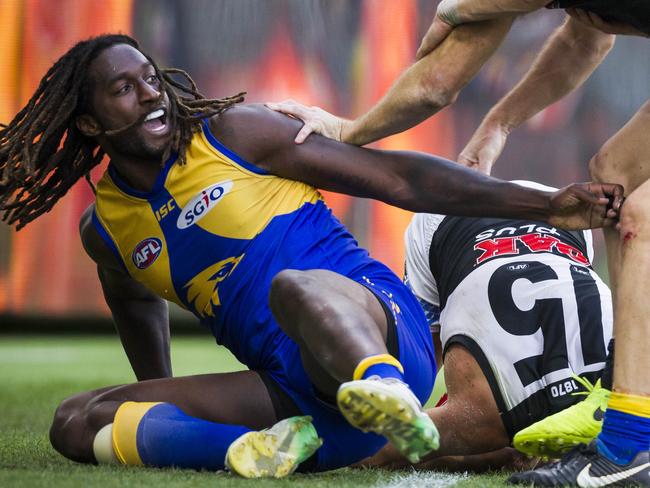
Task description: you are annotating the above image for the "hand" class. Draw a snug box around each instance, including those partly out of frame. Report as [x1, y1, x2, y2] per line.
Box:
[548, 182, 624, 230]
[265, 100, 349, 144]
[352, 443, 411, 470]
[567, 8, 649, 37]
[416, 15, 455, 60]
[457, 122, 509, 175]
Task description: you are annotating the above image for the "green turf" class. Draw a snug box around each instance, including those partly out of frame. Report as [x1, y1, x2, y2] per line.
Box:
[0, 335, 513, 487]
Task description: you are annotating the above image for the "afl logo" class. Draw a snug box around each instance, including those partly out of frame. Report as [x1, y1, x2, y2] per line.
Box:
[177, 181, 233, 229]
[132, 238, 163, 269]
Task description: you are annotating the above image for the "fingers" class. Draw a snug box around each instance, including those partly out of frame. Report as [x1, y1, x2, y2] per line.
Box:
[266, 99, 310, 120]
[294, 124, 315, 144]
[416, 18, 453, 60]
[265, 100, 319, 144]
[591, 182, 625, 212]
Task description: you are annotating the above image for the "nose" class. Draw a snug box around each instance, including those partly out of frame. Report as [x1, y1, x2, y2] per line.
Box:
[138, 79, 161, 104]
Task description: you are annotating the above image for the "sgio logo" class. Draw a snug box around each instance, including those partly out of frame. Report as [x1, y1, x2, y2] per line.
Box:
[177, 181, 233, 229]
[132, 237, 163, 269]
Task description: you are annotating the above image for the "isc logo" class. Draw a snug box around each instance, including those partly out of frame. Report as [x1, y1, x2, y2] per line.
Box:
[177, 181, 233, 229]
[132, 237, 163, 269]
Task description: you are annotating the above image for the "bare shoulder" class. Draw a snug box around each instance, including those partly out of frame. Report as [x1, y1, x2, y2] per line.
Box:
[79, 204, 122, 271]
[206, 103, 302, 163]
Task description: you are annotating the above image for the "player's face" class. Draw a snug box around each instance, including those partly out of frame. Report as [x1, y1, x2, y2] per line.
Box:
[86, 44, 173, 161]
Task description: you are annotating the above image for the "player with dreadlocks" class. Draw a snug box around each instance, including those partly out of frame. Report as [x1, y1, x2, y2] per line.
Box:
[0, 34, 243, 229]
[2, 34, 622, 477]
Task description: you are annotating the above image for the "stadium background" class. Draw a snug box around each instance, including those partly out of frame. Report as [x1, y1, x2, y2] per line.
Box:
[0, 0, 648, 327]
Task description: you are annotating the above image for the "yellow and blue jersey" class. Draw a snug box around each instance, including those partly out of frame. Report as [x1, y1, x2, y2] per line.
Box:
[93, 120, 436, 469]
[93, 122, 403, 366]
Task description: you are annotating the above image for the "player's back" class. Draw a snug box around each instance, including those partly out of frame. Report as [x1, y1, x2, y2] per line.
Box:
[404, 181, 613, 437]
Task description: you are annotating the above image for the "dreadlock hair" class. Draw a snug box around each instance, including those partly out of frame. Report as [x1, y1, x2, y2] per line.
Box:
[0, 33, 245, 229]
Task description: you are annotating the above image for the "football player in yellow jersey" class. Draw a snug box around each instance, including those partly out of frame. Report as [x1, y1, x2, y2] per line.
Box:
[0, 34, 622, 477]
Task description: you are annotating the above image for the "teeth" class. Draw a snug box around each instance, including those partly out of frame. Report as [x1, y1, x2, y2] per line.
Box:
[145, 109, 164, 121]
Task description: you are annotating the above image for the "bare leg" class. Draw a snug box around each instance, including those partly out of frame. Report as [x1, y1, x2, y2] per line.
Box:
[589, 100, 650, 294]
[269, 269, 389, 396]
[609, 182, 650, 395]
[359, 344, 509, 469]
[588, 100, 650, 395]
[49, 370, 276, 463]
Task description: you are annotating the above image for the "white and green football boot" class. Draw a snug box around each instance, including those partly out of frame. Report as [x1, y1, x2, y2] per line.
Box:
[337, 376, 439, 463]
[225, 416, 322, 478]
[513, 376, 610, 458]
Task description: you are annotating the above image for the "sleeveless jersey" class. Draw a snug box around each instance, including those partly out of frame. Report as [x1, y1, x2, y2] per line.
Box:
[92, 121, 399, 369]
[547, 0, 650, 35]
[405, 181, 613, 436]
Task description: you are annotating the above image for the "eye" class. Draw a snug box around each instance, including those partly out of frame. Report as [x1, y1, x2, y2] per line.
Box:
[114, 84, 132, 95]
[145, 74, 160, 86]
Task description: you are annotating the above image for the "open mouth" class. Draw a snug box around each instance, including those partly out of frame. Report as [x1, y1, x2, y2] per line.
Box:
[142, 108, 168, 133]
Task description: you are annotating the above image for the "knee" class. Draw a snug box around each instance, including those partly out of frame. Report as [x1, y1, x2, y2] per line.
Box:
[270, 270, 336, 337]
[588, 149, 616, 185]
[618, 189, 650, 240]
[49, 392, 96, 463]
[269, 270, 317, 310]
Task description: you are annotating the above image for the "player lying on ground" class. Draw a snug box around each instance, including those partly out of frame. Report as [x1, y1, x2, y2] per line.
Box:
[358, 181, 613, 472]
[0, 34, 622, 478]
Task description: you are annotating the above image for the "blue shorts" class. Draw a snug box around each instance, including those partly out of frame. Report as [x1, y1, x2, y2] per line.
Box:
[263, 272, 436, 471]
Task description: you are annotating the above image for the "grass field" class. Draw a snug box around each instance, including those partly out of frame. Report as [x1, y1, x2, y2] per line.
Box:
[0, 335, 515, 487]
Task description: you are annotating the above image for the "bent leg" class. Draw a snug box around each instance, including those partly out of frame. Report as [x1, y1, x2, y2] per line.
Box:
[589, 100, 650, 292]
[49, 370, 276, 465]
[269, 269, 391, 396]
[270, 268, 437, 465]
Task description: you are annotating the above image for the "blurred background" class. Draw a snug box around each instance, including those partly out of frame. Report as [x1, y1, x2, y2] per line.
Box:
[0, 0, 648, 329]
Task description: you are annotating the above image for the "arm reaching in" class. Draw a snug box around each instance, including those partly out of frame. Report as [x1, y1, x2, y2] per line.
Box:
[458, 16, 615, 174]
[212, 104, 623, 230]
[416, 0, 549, 59]
[80, 206, 172, 381]
[268, 17, 514, 146]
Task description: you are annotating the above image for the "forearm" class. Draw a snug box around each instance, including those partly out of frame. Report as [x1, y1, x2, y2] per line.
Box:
[480, 18, 614, 133]
[343, 18, 514, 146]
[107, 297, 171, 381]
[289, 142, 550, 220]
[386, 151, 551, 220]
[438, 0, 547, 25]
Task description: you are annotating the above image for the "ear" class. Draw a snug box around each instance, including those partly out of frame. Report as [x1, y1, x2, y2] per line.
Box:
[76, 114, 102, 137]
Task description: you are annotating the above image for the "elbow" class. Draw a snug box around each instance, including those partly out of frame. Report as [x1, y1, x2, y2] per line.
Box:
[417, 74, 460, 112]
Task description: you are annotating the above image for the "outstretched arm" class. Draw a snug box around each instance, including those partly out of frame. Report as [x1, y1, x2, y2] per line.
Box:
[458, 16, 615, 174]
[269, 17, 514, 146]
[80, 206, 171, 381]
[211, 104, 622, 230]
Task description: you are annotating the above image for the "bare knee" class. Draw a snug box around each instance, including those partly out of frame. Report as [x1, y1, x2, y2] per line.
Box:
[50, 391, 104, 463]
[618, 188, 650, 243]
[270, 270, 319, 334]
[588, 149, 620, 186]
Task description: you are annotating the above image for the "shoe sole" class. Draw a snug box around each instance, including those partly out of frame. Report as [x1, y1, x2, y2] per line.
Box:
[337, 381, 439, 463]
[226, 416, 321, 478]
[514, 432, 595, 458]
